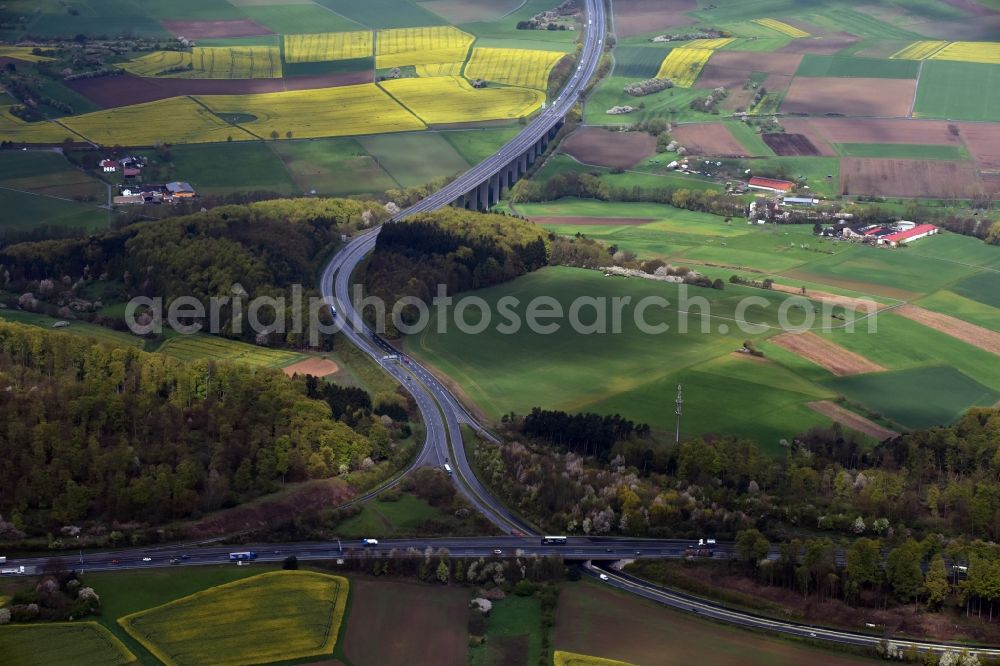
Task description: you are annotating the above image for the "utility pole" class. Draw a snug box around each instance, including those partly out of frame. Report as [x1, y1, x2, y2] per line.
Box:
[674, 384, 683, 444]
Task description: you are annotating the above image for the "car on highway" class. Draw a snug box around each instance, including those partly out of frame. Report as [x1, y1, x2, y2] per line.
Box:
[111, 559, 120, 565]
[169, 558, 180, 565]
[605, 548, 614, 553]
[809, 632, 817, 638]
[599, 573, 609, 581]
[493, 549, 503, 555]
[142, 557, 151, 562]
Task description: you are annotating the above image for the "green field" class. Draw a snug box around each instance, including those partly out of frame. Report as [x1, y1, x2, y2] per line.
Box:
[269, 138, 398, 196]
[359, 132, 471, 187]
[0, 310, 147, 349]
[0, 189, 106, 232]
[407, 266, 845, 450]
[795, 54, 919, 78]
[158, 333, 305, 368]
[460, 0, 579, 51]
[442, 128, 521, 164]
[829, 365, 999, 430]
[336, 493, 443, 537]
[471, 594, 545, 666]
[241, 4, 362, 33]
[120, 571, 348, 666]
[585, 76, 716, 125]
[916, 289, 1000, 330]
[949, 271, 1000, 308]
[0, 623, 137, 666]
[834, 143, 969, 159]
[725, 122, 777, 157]
[612, 46, 672, 79]
[140, 143, 298, 197]
[316, 0, 445, 28]
[914, 60, 1000, 121]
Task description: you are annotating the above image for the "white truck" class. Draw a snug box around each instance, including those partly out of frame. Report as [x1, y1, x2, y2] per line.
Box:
[1, 566, 25, 575]
[362, 538, 379, 546]
[0, 556, 6, 564]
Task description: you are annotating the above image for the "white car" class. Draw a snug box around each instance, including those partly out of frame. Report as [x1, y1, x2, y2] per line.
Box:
[493, 549, 503, 555]
[599, 573, 609, 581]
[142, 557, 152, 562]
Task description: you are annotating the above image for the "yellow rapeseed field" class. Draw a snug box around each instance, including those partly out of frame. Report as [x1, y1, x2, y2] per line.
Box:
[284, 31, 373, 63]
[928, 41, 1000, 65]
[0, 46, 55, 62]
[415, 61, 464, 77]
[380, 75, 544, 124]
[554, 651, 638, 666]
[752, 18, 810, 38]
[62, 97, 257, 146]
[655, 47, 715, 87]
[685, 37, 736, 49]
[0, 107, 76, 144]
[197, 84, 426, 139]
[464, 47, 564, 90]
[375, 26, 474, 68]
[119, 571, 349, 666]
[121, 47, 281, 79]
[890, 40, 949, 60]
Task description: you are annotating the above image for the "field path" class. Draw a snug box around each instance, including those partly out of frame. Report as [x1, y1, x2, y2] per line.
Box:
[895, 304, 1000, 356]
[808, 400, 900, 440]
[909, 59, 924, 118]
[772, 331, 886, 376]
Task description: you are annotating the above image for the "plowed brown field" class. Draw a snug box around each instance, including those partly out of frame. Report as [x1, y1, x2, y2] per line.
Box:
[772, 331, 886, 376]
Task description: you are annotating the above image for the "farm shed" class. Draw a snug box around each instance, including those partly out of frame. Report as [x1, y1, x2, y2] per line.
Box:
[879, 224, 939, 247]
[166, 181, 196, 197]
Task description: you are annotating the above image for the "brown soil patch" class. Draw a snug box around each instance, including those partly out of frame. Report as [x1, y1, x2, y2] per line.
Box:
[760, 72, 793, 96]
[180, 478, 354, 539]
[161, 19, 273, 39]
[283, 357, 340, 378]
[692, 63, 753, 90]
[896, 304, 1000, 356]
[561, 127, 656, 169]
[840, 157, 979, 198]
[701, 50, 804, 76]
[530, 216, 656, 226]
[762, 133, 821, 156]
[612, 0, 696, 38]
[770, 282, 884, 313]
[68, 71, 373, 108]
[808, 400, 900, 440]
[344, 578, 468, 666]
[981, 173, 1000, 195]
[779, 33, 860, 54]
[788, 117, 963, 145]
[772, 331, 886, 376]
[671, 122, 748, 157]
[781, 77, 915, 117]
[938, 0, 998, 17]
[958, 122, 1000, 170]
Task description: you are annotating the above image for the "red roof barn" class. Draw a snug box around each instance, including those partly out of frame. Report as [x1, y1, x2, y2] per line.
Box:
[880, 224, 939, 247]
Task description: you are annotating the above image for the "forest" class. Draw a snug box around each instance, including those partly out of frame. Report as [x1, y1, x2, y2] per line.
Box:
[0, 198, 390, 346]
[0, 321, 378, 535]
[364, 209, 549, 335]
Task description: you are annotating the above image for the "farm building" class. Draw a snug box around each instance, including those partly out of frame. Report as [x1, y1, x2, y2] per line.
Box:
[166, 181, 196, 198]
[782, 196, 817, 206]
[748, 176, 794, 193]
[100, 159, 117, 172]
[879, 224, 939, 247]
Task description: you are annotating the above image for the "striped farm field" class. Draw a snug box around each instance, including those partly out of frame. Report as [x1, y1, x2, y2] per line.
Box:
[62, 97, 257, 146]
[415, 61, 464, 76]
[375, 26, 474, 68]
[197, 84, 426, 139]
[685, 37, 736, 49]
[284, 31, 374, 63]
[0, 622, 137, 666]
[122, 47, 282, 79]
[119, 571, 348, 666]
[381, 75, 544, 124]
[158, 334, 305, 368]
[465, 47, 564, 90]
[655, 48, 715, 87]
[0, 46, 56, 62]
[929, 41, 1000, 65]
[0, 106, 75, 143]
[555, 651, 637, 666]
[891, 40, 949, 60]
[752, 18, 810, 38]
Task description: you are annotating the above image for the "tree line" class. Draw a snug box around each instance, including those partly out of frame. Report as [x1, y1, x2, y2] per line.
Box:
[518, 407, 650, 459]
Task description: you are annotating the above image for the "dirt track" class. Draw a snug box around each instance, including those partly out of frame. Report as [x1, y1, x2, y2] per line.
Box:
[896, 304, 1000, 356]
[772, 331, 886, 376]
[283, 357, 340, 378]
[809, 400, 900, 440]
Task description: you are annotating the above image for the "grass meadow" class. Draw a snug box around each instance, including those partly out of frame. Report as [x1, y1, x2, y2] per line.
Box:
[157, 334, 305, 368]
[914, 60, 1000, 121]
[470, 594, 545, 666]
[0, 623, 137, 666]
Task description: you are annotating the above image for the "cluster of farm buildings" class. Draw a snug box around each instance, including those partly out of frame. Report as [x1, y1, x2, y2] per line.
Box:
[823, 221, 939, 247]
[100, 154, 198, 205]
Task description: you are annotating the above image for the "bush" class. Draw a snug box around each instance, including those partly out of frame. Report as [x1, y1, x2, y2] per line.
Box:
[282, 555, 299, 570]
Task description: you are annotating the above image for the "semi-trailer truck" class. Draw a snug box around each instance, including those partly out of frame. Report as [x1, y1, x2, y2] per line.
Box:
[1, 566, 25, 575]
